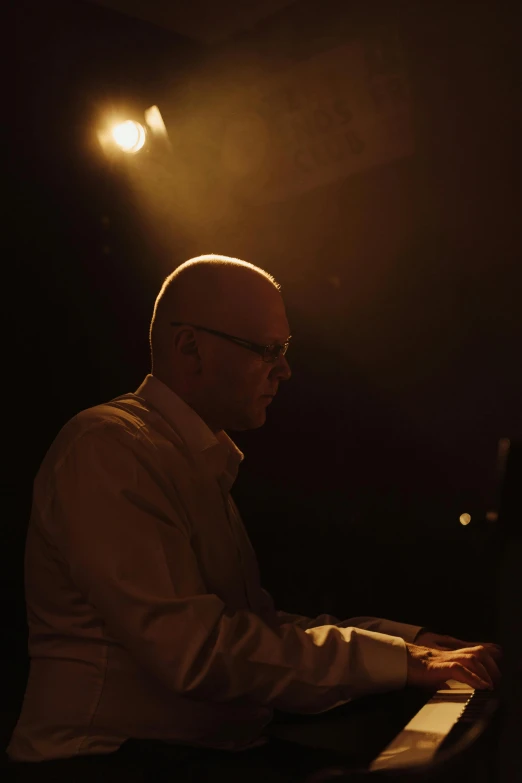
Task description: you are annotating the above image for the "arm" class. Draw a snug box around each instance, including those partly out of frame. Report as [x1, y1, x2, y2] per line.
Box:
[259, 591, 421, 641]
[47, 427, 409, 714]
[262, 601, 499, 692]
[257, 590, 341, 630]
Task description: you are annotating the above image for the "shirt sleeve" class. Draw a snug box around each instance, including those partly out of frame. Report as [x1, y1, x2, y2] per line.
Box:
[338, 617, 422, 643]
[46, 427, 410, 715]
[257, 589, 341, 630]
[260, 590, 422, 641]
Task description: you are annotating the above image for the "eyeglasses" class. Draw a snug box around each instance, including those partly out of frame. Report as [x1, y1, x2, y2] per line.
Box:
[170, 322, 291, 363]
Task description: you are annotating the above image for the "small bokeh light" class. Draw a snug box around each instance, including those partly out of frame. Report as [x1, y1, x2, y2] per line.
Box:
[459, 513, 471, 526]
[111, 120, 146, 153]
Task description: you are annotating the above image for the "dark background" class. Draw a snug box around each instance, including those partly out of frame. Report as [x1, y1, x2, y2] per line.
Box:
[4, 0, 521, 732]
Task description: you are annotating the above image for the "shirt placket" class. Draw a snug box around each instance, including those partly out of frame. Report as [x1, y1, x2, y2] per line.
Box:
[217, 478, 252, 610]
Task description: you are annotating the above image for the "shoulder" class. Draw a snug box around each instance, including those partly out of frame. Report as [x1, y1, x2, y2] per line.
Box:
[66, 394, 149, 444]
[43, 394, 161, 472]
[37, 393, 191, 487]
[76, 394, 149, 436]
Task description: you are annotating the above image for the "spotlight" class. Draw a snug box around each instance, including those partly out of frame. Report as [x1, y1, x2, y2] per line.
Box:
[111, 120, 146, 153]
[144, 105, 168, 137]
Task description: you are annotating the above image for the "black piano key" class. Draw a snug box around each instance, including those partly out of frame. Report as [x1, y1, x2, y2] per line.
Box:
[436, 690, 500, 754]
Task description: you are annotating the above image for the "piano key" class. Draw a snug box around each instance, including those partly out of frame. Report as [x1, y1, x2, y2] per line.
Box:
[369, 685, 474, 770]
[369, 684, 499, 771]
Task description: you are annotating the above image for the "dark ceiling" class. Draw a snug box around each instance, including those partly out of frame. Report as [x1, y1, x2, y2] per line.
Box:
[86, 0, 299, 43]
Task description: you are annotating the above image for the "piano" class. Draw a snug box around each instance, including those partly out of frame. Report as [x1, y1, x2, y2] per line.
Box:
[369, 680, 499, 771]
[287, 437, 520, 781]
[268, 679, 501, 781]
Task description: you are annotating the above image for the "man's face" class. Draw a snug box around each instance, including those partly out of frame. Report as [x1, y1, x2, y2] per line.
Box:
[197, 283, 292, 432]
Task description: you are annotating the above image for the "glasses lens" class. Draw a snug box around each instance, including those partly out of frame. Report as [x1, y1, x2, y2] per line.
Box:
[263, 343, 287, 362]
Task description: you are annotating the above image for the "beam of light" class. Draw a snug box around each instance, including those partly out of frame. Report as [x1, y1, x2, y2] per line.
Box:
[144, 105, 168, 137]
[459, 513, 471, 526]
[111, 120, 146, 153]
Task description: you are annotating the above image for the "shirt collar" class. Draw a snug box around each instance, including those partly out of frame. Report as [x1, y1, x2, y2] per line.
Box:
[134, 375, 244, 490]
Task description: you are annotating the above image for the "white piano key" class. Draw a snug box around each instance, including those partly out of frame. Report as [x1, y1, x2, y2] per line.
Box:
[404, 701, 468, 734]
[370, 684, 474, 770]
[442, 679, 475, 691]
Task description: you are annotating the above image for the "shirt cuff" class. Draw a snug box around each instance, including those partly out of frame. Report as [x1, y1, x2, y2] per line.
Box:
[345, 617, 423, 643]
[371, 619, 423, 643]
[359, 628, 408, 691]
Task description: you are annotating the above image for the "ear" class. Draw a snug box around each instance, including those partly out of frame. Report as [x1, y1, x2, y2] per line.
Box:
[173, 327, 201, 360]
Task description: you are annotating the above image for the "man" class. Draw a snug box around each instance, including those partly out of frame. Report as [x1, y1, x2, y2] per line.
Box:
[8, 255, 501, 777]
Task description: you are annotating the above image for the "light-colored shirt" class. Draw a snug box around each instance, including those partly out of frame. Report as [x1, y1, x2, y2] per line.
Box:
[7, 375, 421, 762]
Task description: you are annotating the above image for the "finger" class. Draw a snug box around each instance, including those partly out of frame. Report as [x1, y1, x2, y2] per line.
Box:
[479, 643, 503, 660]
[457, 641, 503, 659]
[444, 637, 471, 649]
[476, 649, 502, 684]
[443, 637, 485, 651]
[473, 660, 495, 689]
[435, 636, 477, 651]
[448, 662, 491, 690]
[464, 644, 504, 674]
[458, 652, 495, 689]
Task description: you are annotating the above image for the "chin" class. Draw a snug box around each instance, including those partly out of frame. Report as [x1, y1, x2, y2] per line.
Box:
[228, 410, 266, 432]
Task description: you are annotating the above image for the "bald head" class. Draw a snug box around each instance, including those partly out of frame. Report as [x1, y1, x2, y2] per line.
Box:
[148, 255, 291, 432]
[150, 254, 283, 370]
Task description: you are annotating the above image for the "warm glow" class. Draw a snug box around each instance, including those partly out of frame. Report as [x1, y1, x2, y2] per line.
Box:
[144, 105, 167, 136]
[111, 120, 146, 153]
[459, 513, 471, 526]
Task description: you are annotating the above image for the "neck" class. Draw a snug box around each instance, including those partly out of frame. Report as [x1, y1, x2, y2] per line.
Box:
[152, 370, 221, 434]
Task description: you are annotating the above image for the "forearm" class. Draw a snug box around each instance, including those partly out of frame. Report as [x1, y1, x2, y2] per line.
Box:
[120, 603, 409, 713]
[92, 591, 409, 713]
[276, 610, 341, 630]
[339, 616, 423, 643]
[275, 607, 421, 642]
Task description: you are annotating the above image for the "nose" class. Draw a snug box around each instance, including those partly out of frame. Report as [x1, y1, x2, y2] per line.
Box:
[270, 353, 291, 382]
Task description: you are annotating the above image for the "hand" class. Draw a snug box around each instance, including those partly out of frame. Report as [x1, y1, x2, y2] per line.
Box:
[415, 630, 501, 655]
[414, 631, 502, 687]
[406, 641, 502, 691]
